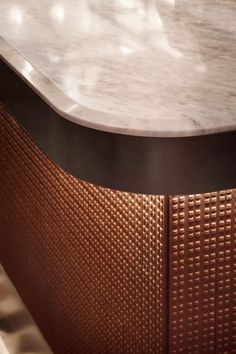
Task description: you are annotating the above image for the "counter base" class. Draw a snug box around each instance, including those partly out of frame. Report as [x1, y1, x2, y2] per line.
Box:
[0, 102, 235, 353]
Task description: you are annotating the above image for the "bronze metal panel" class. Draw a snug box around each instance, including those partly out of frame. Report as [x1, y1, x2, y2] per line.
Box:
[1, 101, 236, 353]
[0, 102, 167, 353]
[169, 193, 236, 353]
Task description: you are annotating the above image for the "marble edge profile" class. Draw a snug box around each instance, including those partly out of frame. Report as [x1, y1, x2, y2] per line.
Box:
[0, 36, 235, 138]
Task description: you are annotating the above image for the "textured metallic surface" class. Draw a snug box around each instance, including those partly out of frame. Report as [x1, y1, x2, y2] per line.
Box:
[169, 193, 236, 353]
[0, 102, 167, 353]
[1, 101, 236, 353]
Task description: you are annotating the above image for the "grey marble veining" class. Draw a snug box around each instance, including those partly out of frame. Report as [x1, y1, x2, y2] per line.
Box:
[0, 0, 236, 137]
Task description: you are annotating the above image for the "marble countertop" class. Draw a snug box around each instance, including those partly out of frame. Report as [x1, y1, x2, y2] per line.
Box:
[0, 0, 236, 137]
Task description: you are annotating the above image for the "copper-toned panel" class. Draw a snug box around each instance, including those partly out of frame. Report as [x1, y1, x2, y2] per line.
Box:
[169, 193, 236, 353]
[215, 190, 236, 353]
[0, 102, 167, 353]
[1, 100, 236, 353]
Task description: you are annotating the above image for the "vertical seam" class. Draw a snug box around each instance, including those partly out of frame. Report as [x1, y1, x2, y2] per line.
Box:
[164, 194, 171, 354]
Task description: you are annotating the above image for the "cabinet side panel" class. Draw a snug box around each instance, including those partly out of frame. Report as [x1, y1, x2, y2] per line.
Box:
[169, 193, 236, 353]
[0, 102, 168, 354]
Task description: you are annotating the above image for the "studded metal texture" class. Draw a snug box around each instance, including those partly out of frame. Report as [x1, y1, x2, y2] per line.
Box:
[0, 102, 167, 353]
[1, 101, 236, 353]
[169, 193, 236, 353]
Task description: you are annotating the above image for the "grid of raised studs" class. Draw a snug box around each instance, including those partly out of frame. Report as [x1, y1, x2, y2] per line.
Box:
[215, 190, 236, 353]
[0, 102, 167, 354]
[1, 100, 236, 354]
[169, 192, 236, 353]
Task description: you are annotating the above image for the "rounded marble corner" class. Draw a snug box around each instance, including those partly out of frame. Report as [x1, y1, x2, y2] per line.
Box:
[1, 36, 236, 138]
[1, 50, 236, 196]
[1, 36, 236, 195]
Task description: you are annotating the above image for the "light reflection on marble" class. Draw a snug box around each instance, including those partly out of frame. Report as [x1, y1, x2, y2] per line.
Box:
[0, 0, 236, 137]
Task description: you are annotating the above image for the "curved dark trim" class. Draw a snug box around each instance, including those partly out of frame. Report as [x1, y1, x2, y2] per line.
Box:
[1, 58, 236, 195]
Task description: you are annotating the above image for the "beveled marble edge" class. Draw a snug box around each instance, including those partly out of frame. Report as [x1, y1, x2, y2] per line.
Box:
[0, 37, 121, 133]
[1, 35, 236, 138]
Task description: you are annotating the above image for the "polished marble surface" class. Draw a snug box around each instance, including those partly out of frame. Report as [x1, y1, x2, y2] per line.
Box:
[0, 0, 236, 137]
[0, 266, 52, 354]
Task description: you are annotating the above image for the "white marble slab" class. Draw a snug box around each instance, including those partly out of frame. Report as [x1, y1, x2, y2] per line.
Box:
[0, 0, 236, 137]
